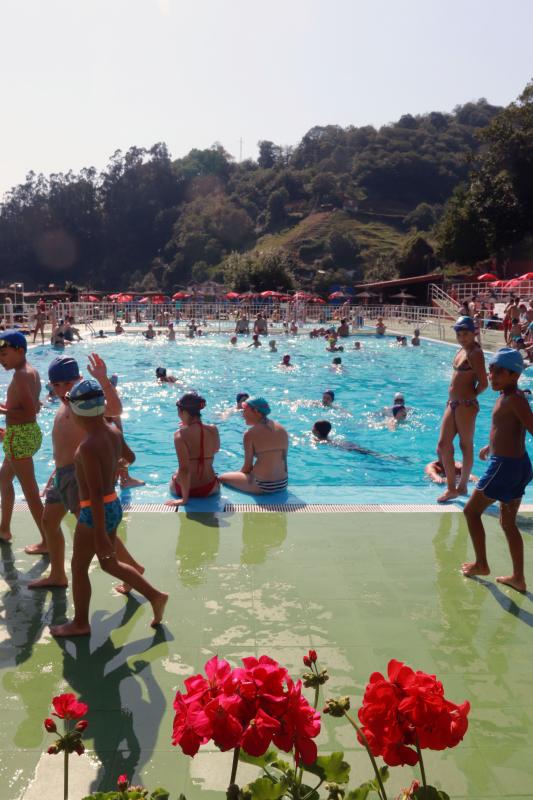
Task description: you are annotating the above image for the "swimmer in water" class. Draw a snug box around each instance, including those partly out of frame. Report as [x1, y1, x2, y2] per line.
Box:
[353, 341, 362, 350]
[219, 392, 250, 420]
[412, 329, 421, 346]
[167, 322, 176, 341]
[230, 336, 238, 346]
[425, 459, 477, 485]
[388, 403, 407, 429]
[248, 334, 262, 348]
[280, 354, 293, 368]
[376, 318, 386, 336]
[326, 337, 344, 352]
[330, 357, 343, 372]
[322, 390, 335, 407]
[269, 340, 277, 352]
[156, 367, 179, 384]
[311, 421, 382, 457]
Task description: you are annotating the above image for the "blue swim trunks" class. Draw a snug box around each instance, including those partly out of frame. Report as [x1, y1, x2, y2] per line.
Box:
[78, 496, 123, 533]
[477, 453, 533, 503]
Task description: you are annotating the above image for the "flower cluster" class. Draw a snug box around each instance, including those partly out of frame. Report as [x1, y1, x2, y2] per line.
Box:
[172, 655, 321, 765]
[44, 693, 89, 756]
[357, 659, 470, 767]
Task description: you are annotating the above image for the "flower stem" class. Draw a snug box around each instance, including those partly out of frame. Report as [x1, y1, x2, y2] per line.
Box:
[229, 745, 240, 786]
[64, 750, 69, 800]
[343, 712, 387, 800]
[415, 737, 427, 788]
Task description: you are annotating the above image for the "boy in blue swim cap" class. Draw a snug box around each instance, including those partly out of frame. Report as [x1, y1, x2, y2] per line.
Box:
[29, 353, 123, 590]
[51, 378, 168, 637]
[462, 347, 533, 592]
[0, 329, 45, 553]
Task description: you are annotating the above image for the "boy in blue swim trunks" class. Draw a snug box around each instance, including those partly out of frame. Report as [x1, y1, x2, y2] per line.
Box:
[462, 347, 533, 592]
[51, 379, 168, 637]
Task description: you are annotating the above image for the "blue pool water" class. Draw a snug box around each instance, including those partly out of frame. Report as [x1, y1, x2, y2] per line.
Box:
[2, 333, 531, 503]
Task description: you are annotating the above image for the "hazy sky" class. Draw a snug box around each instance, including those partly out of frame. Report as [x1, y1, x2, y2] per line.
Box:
[0, 0, 531, 198]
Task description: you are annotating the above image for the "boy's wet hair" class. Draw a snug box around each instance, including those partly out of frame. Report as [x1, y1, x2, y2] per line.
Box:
[313, 420, 332, 439]
[332, 357, 342, 364]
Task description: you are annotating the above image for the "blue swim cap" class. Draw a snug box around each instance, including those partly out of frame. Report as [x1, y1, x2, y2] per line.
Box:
[489, 347, 525, 374]
[48, 356, 80, 382]
[0, 329, 27, 352]
[245, 396, 271, 416]
[453, 316, 476, 333]
[66, 378, 105, 416]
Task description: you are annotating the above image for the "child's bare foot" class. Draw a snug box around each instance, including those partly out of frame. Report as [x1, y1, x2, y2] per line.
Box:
[461, 561, 490, 577]
[456, 484, 469, 497]
[120, 476, 146, 489]
[28, 575, 68, 589]
[496, 575, 527, 593]
[115, 565, 145, 595]
[24, 542, 48, 555]
[150, 592, 168, 627]
[437, 489, 459, 503]
[50, 621, 91, 637]
[0, 530, 12, 543]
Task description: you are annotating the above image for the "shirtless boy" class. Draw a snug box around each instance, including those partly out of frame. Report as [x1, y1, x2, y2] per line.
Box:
[51, 379, 167, 636]
[0, 330, 44, 552]
[462, 348, 533, 592]
[29, 354, 123, 589]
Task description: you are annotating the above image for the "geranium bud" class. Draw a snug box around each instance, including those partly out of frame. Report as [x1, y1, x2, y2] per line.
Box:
[73, 741, 85, 756]
[47, 745, 59, 755]
[75, 720, 88, 731]
[308, 650, 318, 663]
[303, 656, 311, 667]
[117, 774, 128, 790]
[44, 718, 57, 733]
[323, 696, 350, 717]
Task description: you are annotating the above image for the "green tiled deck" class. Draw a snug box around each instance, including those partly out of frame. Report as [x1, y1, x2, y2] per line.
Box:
[1, 510, 533, 798]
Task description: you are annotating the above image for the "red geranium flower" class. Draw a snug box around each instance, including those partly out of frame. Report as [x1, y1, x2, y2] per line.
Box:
[172, 694, 212, 756]
[117, 774, 128, 790]
[241, 708, 281, 757]
[52, 693, 89, 720]
[272, 679, 321, 765]
[204, 694, 244, 751]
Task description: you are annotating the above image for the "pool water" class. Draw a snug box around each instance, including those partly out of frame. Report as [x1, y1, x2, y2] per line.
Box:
[2, 333, 531, 503]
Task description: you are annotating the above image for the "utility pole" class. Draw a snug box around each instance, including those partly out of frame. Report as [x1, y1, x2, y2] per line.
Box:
[239, 137, 243, 162]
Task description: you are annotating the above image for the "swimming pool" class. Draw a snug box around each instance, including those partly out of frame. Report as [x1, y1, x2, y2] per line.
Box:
[2, 333, 532, 503]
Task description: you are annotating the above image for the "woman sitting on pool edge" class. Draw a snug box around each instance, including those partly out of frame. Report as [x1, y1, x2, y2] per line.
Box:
[166, 392, 220, 507]
[219, 397, 289, 494]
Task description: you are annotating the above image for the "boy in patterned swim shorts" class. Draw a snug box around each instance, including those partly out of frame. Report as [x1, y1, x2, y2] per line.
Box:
[0, 329, 45, 553]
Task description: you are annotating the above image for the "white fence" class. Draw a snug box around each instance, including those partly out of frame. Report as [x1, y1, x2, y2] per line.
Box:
[450, 281, 533, 302]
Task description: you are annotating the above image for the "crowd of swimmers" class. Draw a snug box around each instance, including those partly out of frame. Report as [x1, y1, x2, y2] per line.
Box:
[0, 307, 532, 645]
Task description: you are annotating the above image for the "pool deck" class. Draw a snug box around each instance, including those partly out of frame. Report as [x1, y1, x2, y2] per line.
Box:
[1, 510, 533, 799]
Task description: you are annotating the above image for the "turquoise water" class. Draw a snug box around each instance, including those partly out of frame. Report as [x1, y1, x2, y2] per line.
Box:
[2, 333, 531, 502]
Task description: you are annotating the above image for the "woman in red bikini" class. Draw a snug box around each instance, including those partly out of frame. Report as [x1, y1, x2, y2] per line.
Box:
[436, 316, 488, 503]
[166, 393, 220, 507]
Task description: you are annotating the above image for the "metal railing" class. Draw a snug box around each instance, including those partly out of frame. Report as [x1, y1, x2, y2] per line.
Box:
[429, 284, 460, 317]
[450, 281, 533, 302]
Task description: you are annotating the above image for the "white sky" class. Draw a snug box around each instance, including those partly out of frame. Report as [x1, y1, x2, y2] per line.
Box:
[0, 0, 531, 198]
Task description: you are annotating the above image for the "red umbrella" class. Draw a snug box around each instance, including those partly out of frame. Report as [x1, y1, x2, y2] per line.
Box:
[477, 273, 498, 281]
[505, 279, 521, 288]
[310, 297, 326, 304]
[225, 292, 240, 300]
[138, 297, 149, 303]
[117, 293, 134, 303]
[239, 292, 259, 299]
[293, 292, 313, 300]
[151, 295, 170, 304]
[279, 294, 292, 301]
[108, 293, 119, 301]
[172, 291, 192, 300]
[260, 290, 283, 298]
[518, 272, 533, 281]
[80, 294, 99, 302]
[328, 291, 348, 300]
[489, 280, 506, 287]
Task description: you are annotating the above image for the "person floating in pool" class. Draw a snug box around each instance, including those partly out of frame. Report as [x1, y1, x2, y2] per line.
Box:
[353, 341, 362, 350]
[331, 356, 343, 372]
[144, 324, 156, 340]
[50, 379, 168, 637]
[311, 420, 383, 457]
[326, 336, 344, 352]
[388, 403, 407, 429]
[167, 392, 220, 506]
[156, 367, 179, 384]
[230, 336, 238, 346]
[248, 334, 262, 348]
[0, 330, 45, 554]
[412, 329, 421, 346]
[269, 340, 277, 352]
[219, 392, 250, 420]
[425, 459, 477, 485]
[280, 354, 293, 368]
[219, 397, 288, 495]
[436, 316, 488, 503]
[461, 348, 533, 592]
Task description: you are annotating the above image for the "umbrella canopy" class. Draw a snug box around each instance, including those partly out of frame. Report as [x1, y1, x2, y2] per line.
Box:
[518, 272, 533, 281]
[477, 273, 498, 281]
[260, 290, 283, 298]
[239, 291, 260, 299]
[108, 293, 120, 301]
[151, 295, 170, 303]
[489, 280, 506, 287]
[293, 292, 313, 300]
[505, 279, 522, 288]
[225, 292, 240, 300]
[328, 291, 348, 300]
[80, 294, 99, 302]
[310, 296, 326, 304]
[389, 290, 416, 300]
[117, 293, 134, 303]
[278, 294, 292, 301]
[138, 297, 149, 303]
[172, 291, 192, 300]
[355, 291, 378, 298]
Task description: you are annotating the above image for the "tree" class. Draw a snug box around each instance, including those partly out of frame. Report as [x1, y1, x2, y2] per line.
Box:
[396, 234, 434, 277]
[257, 140, 277, 169]
[266, 188, 289, 228]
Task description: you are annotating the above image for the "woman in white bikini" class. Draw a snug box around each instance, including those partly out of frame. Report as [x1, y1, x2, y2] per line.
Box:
[436, 316, 488, 503]
[219, 397, 289, 494]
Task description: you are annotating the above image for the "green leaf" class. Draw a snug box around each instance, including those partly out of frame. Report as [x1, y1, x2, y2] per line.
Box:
[150, 790, 171, 799]
[305, 752, 350, 783]
[413, 788, 450, 800]
[239, 749, 280, 769]
[346, 785, 372, 800]
[246, 777, 286, 800]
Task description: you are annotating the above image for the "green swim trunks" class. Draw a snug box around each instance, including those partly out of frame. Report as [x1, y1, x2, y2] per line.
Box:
[3, 422, 43, 460]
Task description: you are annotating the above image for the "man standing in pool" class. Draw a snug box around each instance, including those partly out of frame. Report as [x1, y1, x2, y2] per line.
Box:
[436, 316, 487, 503]
[462, 348, 533, 592]
[51, 379, 167, 636]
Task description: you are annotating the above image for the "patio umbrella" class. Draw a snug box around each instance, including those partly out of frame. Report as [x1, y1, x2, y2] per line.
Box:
[151, 295, 170, 303]
[477, 273, 498, 281]
[505, 279, 522, 288]
[80, 294, 99, 302]
[116, 293, 134, 303]
[310, 297, 326, 304]
[293, 292, 313, 300]
[518, 272, 533, 281]
[108, 293, 119, 301]
[328, 291, 349, 300]
[172, 291, 192, 300]
[354, 291, 378, 298]
[389, 291, 416, 300]
[279, 295, 292, 301]
[489, 280, 506, 287]
[260, 290, 282, 298]
[225, 292, 240, 300]
[138, 297, 149, 303]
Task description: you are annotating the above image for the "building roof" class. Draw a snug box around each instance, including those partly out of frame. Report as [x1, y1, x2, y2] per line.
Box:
[354, 272, 444, 291]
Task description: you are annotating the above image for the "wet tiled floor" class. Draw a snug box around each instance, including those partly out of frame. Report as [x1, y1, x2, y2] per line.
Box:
[1, 510, 533, 798]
